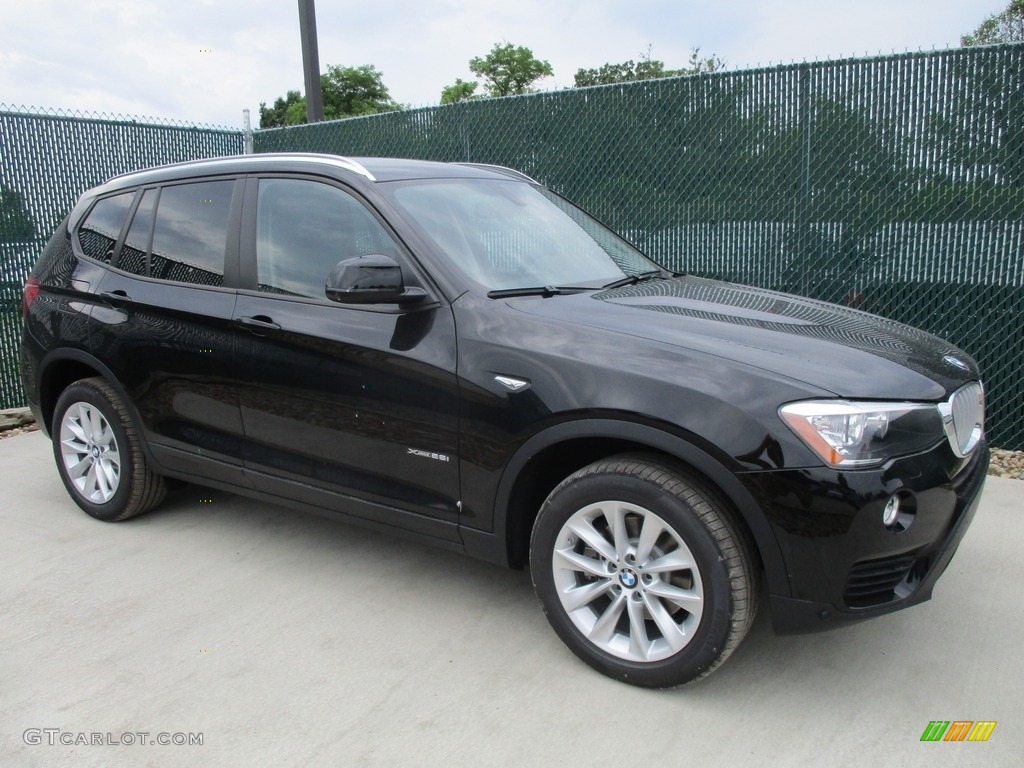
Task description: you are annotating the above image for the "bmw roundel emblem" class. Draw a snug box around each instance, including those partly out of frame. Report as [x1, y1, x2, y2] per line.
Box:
[943, 354, 969, 372]
[619, 569, 638, 588]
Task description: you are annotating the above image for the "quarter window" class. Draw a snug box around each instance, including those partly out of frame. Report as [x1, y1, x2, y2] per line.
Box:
[150, 180, 233, 286]
[78, 192, 135, 263]
[256, 178, 398, 299]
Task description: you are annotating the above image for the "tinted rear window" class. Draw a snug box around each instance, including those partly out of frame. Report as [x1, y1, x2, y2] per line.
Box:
[150, 180, 233, 286]
[78, 192, 135, 263]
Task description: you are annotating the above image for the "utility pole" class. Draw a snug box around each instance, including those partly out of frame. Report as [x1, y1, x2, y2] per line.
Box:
[298, 0, 324, 122]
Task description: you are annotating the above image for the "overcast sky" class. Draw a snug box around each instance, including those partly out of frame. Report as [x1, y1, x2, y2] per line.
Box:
[0, 0, 1004, 129]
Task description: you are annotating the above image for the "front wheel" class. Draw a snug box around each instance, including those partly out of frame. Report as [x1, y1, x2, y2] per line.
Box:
[52, 377, 166, 521]
[530, 454, 758, 687]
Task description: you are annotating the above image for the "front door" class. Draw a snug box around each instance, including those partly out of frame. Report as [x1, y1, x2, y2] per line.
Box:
[233, 176, 460, 539]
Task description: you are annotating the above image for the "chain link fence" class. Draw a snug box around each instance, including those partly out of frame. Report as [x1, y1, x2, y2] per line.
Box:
[257, 45, 1024, 449]
[1, 45, 1021, 448]
[0, 105, 243, 408]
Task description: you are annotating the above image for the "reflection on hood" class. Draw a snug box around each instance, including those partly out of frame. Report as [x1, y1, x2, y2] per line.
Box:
[594, 276, 973, 383]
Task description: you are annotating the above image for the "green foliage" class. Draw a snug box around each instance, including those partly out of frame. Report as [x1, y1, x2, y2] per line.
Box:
[575, 59, 676, 87]
[259, 65, 400, 128]
[259, 90, 304, 129]
[320, 65, 401, 118]
[0, 188, 34, 241]
[962, 0, 1024, 45]
[468, 43, 553, 97]
[685, 47, 727, 75]
[575, 48, 726, 87]
[440, 78, 478, 105]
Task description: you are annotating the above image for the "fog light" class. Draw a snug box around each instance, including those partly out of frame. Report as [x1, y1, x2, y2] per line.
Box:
[882, 495, 901, 528]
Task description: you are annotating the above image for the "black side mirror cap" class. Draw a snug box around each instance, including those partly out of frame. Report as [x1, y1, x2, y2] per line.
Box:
[325, 255, 427, 305]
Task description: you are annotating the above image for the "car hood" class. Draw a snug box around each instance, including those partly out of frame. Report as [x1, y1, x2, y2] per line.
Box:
[507, 276, 978, 400]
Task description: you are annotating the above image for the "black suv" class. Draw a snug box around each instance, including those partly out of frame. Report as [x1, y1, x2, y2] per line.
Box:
[20, 155, 988, 687]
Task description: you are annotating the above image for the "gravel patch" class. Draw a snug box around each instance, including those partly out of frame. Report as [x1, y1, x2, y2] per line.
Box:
[0, 423, 40, 440]
[989, 448, 1024, 481]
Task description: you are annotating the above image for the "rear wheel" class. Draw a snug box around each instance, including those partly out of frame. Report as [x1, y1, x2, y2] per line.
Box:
[52, 377, 166, 521]
[530, 454, 757, 687]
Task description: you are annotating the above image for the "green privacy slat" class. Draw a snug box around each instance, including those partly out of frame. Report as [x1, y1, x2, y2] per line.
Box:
[2, 45, 1023, 448]
[0, 105, 243, 409]
[255, 46, 1024, 450]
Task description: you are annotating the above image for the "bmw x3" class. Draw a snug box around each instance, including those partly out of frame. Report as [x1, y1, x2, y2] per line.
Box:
[20, 154, 988, 687]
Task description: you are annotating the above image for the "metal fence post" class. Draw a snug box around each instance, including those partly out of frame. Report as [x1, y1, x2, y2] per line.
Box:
[243, 109, 254, 154]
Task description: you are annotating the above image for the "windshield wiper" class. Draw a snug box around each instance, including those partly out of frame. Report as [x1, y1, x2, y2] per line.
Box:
[601, 270, 670, 290]
[487, 285, 598, 299]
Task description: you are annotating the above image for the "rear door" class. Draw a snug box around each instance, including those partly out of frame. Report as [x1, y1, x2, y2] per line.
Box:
[90, 177, 247, 481]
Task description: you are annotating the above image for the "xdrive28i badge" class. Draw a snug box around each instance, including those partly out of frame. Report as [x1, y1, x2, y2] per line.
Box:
[407, 448, 451, 463]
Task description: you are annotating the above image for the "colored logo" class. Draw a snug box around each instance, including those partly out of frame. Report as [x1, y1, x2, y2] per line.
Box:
[920, 721, 996, 742]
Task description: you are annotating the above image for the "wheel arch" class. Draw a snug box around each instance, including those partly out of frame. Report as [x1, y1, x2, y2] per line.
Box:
[37, 349, 149, 455]
[487, 418, 790, 598]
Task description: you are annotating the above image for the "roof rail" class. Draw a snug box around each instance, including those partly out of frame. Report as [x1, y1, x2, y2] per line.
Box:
[109, 153, 377, 183]
[455, 163, 538, 183]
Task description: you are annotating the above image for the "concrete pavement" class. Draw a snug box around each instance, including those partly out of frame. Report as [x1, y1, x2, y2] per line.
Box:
[2, 430, 1021, 767]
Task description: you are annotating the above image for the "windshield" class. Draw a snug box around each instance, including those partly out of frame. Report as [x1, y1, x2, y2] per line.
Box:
[386, 178, 660, 291]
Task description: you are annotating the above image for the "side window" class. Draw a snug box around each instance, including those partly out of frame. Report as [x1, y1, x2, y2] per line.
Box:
[78, 191, 135, 263]
[256, 178, 398, 299]
[116, 188, 158, 277]
[150, 180, 233, 286]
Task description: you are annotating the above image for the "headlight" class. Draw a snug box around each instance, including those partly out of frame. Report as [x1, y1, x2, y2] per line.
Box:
[779, 400, 944, 468]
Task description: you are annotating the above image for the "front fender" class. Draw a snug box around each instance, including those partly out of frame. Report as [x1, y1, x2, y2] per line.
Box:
[461, 417, 791, 599]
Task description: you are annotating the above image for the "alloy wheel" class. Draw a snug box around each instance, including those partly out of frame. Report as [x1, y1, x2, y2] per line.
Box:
[551, 500, 704, 662]
[59, 401, 122, 504]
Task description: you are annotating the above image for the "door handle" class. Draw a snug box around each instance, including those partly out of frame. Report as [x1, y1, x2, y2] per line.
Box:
[99, 290, 131, 305]
[236, 315, 282, 333]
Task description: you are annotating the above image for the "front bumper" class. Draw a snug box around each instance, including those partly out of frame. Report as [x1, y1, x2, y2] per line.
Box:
[740, 440, 989, 634]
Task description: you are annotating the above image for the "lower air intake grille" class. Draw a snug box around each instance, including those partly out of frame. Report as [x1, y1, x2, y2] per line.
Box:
[843, 552, 920, 608]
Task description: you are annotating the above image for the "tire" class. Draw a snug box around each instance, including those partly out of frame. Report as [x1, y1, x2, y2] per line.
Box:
[52, 377, 166, 521]
[530, 454, 758, 688]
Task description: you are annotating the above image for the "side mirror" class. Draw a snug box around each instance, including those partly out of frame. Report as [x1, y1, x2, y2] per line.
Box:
[325, 255, 427, 305]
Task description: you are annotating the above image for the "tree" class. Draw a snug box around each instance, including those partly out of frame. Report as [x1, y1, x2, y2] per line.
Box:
[0, 188, 34, 242]
[574, 48, 726, 88]
[961, 0, 1024, 45]
[468, 43, 553, 97]
[685, 47, 727, 75]
[259, 65, 400, 128]
[440, 78, 478, 105]
[574, 59, 674, 87]
[259, 90, 304, 128]
[320, 65, 400, 118]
